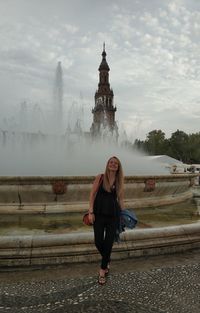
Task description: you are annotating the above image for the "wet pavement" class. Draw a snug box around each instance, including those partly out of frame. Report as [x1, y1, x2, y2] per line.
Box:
[0, 250, 200, 313]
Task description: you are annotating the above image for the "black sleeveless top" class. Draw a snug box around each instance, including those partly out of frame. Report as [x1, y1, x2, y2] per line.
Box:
[93, 181, 120, 217]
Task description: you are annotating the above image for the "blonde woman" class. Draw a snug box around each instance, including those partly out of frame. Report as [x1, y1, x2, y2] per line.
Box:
[89, 156, 124, 285]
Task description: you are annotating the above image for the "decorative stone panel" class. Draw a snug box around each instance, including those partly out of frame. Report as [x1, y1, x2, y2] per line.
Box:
[52, 181, 67, 195]
[144, 179, 156, 192]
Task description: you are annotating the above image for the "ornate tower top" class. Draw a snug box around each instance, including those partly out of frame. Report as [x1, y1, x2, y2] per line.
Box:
[98, 43, 110, 71]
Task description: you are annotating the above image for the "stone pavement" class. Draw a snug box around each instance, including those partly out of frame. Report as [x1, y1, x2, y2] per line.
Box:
[0, 250, 200, 313]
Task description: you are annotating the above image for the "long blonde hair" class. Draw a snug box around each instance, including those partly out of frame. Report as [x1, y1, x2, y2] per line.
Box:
[103, 156, 124, 200]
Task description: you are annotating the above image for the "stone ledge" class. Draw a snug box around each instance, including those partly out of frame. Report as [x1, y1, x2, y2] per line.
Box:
[0, 223, 200, 268]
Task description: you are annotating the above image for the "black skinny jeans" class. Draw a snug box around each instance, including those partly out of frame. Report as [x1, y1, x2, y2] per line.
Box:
[93, 215, 117, 270]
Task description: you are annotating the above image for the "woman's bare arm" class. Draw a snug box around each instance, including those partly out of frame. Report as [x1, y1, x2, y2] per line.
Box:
[118, 190, 125, 210]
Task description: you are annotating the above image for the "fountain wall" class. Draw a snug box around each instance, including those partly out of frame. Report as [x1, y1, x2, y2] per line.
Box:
[0, 174, 196, 214]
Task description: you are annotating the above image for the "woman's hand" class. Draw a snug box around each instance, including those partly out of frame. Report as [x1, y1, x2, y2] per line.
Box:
[88, 212, 95, 224]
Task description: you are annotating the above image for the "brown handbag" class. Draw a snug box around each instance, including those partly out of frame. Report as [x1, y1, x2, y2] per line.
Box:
[83, 213, 92, 226]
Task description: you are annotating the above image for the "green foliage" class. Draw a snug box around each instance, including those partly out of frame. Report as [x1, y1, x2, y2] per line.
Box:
[134, 129, 200, 163]
[145, 130, 166, 155]
[169, 130, 189, 162]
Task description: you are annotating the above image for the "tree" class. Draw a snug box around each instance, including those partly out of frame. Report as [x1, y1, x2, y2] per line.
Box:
[169, 130, 189, 162]
[187, 133, 200, 163]
[134, 129, 200, 163]
[144, 130, 166, 155]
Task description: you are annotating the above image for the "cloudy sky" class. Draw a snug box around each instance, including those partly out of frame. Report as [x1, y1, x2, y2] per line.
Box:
[0, 0, 199, 140]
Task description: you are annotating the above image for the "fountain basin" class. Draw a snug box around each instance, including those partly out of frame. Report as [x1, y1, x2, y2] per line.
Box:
[0, 199, 199, 236]
[0, 174, 196, 214]
[0, 173, 199, 268]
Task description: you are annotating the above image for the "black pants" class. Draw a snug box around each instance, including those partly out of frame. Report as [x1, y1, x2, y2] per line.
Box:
[93, 215, 117, 270]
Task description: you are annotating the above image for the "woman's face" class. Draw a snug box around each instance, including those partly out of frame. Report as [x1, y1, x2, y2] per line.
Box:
[108, 158, 119, 172]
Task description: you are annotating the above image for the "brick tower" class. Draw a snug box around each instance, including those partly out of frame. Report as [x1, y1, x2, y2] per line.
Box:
[90, 44, 118, 141]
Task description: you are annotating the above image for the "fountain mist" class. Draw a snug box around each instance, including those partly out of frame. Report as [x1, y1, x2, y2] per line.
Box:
[0, 61, 169, 176]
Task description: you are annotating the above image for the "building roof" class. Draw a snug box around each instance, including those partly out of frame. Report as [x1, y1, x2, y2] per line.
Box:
[147, 155, 183, 165]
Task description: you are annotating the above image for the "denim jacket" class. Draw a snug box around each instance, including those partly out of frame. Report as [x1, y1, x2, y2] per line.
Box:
[115, 209, 138, 242]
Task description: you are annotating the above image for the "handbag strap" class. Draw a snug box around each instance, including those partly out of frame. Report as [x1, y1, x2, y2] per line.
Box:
[91, 174, 104, 201]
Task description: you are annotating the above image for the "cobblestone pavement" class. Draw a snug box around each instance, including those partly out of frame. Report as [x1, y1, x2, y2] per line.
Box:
[0, 250, 200, 313]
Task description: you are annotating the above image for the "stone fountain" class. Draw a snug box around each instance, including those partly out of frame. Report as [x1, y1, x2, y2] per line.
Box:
[0, 61, 200, 269]
[0, 171, 199, 268]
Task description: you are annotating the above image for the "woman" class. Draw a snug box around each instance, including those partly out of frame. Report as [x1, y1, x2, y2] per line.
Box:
[88, 156, 124, 285]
